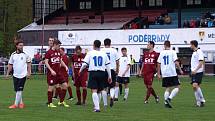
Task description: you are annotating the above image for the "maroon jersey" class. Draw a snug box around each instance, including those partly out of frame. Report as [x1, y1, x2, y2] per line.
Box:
[142, 51, 159, 75]
[60, 54, 69, 77]
[71, 53, 87, 75]
[45, 49, 61, 74]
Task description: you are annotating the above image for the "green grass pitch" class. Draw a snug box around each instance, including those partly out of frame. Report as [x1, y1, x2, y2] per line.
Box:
[0, 75, 214, 121]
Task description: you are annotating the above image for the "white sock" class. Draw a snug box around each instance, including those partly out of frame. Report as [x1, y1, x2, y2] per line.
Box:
[115, 87, 119, 99]
[98, 92, 102, 102]
[124, 88, 129, 99]
[169, 88, 179, 100]
[92, 92, 100, 110]
[164, 90, 170, 101]
[101, 90, 108, 106]
[15, 91, 22, 106]
[194, 91, 200, 103]
[110, 88, 115, 99]
[197, 87, 205, 102]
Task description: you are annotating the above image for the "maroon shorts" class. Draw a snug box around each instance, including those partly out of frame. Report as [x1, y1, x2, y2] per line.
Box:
[64, 76, 69, 83]
[74, 74, 88, 87]
[143, 72, 154, 86]
[47, 73, 66, 86]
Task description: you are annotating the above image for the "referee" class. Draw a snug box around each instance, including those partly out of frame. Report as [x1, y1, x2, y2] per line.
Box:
[6, 39, 31, 109]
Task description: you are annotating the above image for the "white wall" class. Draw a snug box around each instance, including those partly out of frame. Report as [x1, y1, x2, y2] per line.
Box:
[23, 28, 215, 60]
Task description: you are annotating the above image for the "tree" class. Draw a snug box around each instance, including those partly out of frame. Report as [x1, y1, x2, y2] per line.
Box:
[0, 0, 32, 56]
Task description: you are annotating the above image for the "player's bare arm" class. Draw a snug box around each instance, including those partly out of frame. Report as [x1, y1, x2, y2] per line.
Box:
[139, 62, 144, 76]
[175, 60, 184, 75]
[79, 63, 88, 75]
[116, 60, 119, 74]
[192, 60, 204, 75]
[157, 63, 161, 80]
[44, 59, 56, 76]
[27, 62, 32, 79]
[122, 64, 130, 77]
[106, 64, 112, 84]
[71, 61, 76, 78]
[60, 59, 68, 72]
[5, 64, 13, 79]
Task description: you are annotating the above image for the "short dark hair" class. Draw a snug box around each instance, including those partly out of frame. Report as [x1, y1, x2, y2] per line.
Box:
[164, 41, 171, 47]
[148, 41, 155, 48]
[190, 40, 198, 47]
[15, 39, 24, 46]
[75, 45, 82, 51]
[94, 40, 101, 48]
[121, 47, 127, 51]
[104, 38, 111, 46]
[60, 47, 65, 51]
[53, 38, 62, 45]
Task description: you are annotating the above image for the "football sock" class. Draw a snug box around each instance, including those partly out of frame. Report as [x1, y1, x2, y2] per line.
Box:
[151, 87, 158, 98]
[115, 87, 119, 99]
[164, 90, 170, 101]
[82, 89, 87, 104]
[124, 88, 129, 99]
[169, 88, 179, 100]
[197, 87, 205, 102]
[194, 91, 200, 102]
[145, 88, 151, 101]
[15, 91, 22, 106]
[48, 91, 53, 104]
[59, 89, 67, 103]
[76, 88, 81, 103]
[98, 92, 102, 102]
[67, 86, 73, 97]
[92, 92, 100, 110]
[110, 88, 115, 99]
[119, 84, 122, 94]
[102, 90, 108, 106]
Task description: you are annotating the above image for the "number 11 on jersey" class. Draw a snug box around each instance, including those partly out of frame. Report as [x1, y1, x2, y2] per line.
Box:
[163, 55, 169, 65]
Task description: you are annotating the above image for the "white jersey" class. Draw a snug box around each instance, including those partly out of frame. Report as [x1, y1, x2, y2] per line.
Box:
[8, 51, 31, 78]
[191, 49, 204, 73]
[101, 47, 120, 70]
[118, 56, 131, 77]
[157, 49, 178, 78]
[83, 50, 110, 71]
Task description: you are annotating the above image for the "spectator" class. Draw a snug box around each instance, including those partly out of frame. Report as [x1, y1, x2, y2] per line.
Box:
[164, 14, 172, 24]
[183, 20, 190, 28]
[190, 19, 196, 28]
[195, 18, 201, 27]
[205, 11, 212, 19]
[207, 19, 213, 27]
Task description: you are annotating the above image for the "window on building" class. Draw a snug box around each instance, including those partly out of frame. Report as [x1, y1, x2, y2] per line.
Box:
[136, 0, 139, 7]
[113, 0, 119, 8]
[149, 0, 155, 6]
[80, 1, 91, 9]
[80, 2, 85, 9]
[187, 0, 201, 5]
[149, 0, 162, 7]
[120, 0, 126, 7]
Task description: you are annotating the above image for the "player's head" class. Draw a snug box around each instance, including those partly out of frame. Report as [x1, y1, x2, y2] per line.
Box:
[164, 40, 171, 49]
[147, 41, 155, 49]
[53, 38, 61, 50]
[121, 47, 127, 56]
[15, 39, 24, 53]
[190, 40, 198, 50]
[93, 40, 101, 50]
[60, 47, 65, 55]
[75, 45, 82, 55]
[104, 38, 111, 47]
[48, 37, 54, 48]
